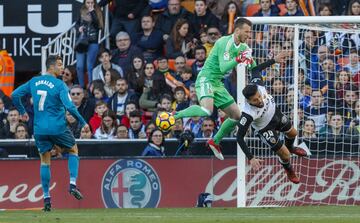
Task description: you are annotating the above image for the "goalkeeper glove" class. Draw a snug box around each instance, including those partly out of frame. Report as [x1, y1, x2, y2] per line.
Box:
[235, 49, 253, 65]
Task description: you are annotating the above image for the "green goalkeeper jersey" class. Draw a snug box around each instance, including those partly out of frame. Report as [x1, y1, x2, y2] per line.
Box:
[198, 34, 257, 83]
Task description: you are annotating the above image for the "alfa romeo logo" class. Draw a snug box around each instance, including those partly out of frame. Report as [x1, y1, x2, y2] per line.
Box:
[101, 159, 161, 208]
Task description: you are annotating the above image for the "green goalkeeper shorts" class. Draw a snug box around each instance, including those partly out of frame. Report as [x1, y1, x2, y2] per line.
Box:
[195, 76, 235, 109]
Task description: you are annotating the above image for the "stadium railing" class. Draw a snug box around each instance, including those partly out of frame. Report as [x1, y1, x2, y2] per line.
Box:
[40, 6, 110, 73]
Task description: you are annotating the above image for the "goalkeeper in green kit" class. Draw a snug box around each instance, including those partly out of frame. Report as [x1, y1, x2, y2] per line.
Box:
[174, 17, 257, 160]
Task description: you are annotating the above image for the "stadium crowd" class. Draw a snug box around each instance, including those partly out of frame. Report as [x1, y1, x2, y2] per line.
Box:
[1, 0, 360, 156]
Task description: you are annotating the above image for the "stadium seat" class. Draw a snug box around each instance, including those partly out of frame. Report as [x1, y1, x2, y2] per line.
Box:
[181, 0, 195, 12]
[246, 4, 261, 17]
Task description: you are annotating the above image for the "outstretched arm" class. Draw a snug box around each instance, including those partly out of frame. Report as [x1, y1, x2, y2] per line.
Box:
[236, 112, 254, 160]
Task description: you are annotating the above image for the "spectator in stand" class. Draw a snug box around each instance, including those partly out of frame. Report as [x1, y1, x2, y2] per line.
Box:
[108, 78, 138, 120]
[188, 83, 199, 106]
[158, 94, 173, 113]
[284, 88, 294, 115]
[156, 56, 181, 91]
[128, 110, 147, 139]
[270, 78, 287, 112]
[335, 68, 352, 100]
[92, 48, 124, 83]
[98, 0, 149, 42]
[115, 124, 129, 139]
[192, 0, 220, 39]
[196, 117, 217, 138]
[299, 30, 318, 73]
[79, 126, 94, 139]
[141, 129, 165, 156]
[172, 86, 189, 112]
[203, 27, 221, 57]
[92, 84, 110, 103]
[192, 45, 207, 78]
[208, 0, 242, 18]
[75, 0, 104, 88]
[70, 85, 96, 123]
[0, 107, 21, 139]
[346, 0, 360, 15]
[166, 19, 195, 59]
[183, 116, 203, 137]
[135, 15, 163, 62]
[254, 0, 279, 17]
[0, 98, 8, 128]
[139, 63, 169, 112]
[111, 32, 143, 72]
[219, 1, 242, 35]
[94, 110, 117, 139]
[300, 118, 317, 138]
[299, 81, 312, 109]
[14, 123, 29, 139]
[169, 118, 184, 139]
[344, 49, 360, 77]
[62, 65, 77, 89]
[179, 66, 194, 92]
[65, 111, 82, 139]
[198, 28, 208, 45]
[89, 101, 108, 134]
[347, 101, 360, 134]
[284, 0, 304, 16]
[337, 85, 358, 126]
[173, 55, 187, 80]
[155, 0, 194, 41]
[319, 113, 346, 137]
[126, 55, 145, 96]
[121, 101, 147, 128]
[317, 3, 333, 16]
[145, 122, 157, 137]
[304, 90, 328, 131]
[314, 0, 347, 15]
[102, 68, 120, 97]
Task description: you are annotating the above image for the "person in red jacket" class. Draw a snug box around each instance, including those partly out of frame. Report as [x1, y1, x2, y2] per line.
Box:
[89, 101, 108, 133]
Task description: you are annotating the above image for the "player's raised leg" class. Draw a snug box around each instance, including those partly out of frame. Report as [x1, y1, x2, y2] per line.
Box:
[276, 145, 300, 184]
[208, 82, 242, 159]
[173, 85, 214, 120]
[40, 151, 52, 211]
[284, 127, 308, 157]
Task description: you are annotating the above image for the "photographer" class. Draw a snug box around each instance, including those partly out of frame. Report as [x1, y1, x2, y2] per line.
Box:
[75, 0, 104, 88]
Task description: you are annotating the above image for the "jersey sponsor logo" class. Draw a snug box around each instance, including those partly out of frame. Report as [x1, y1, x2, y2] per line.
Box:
[240, 117, 247, 125]
[281, 116, 288, 124]
[101, 159, 161, 208]
[223, 52, 230, 61]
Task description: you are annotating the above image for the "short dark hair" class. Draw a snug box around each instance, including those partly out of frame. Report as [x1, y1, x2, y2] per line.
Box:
[97, 48, 111, 59]
[174, 86, 186, 94]
[46, 55, 62, 70]
[234, 17, 252, 29]
[129, 110, 142, 119]
[242, 84, 258, 99]
[194, 45, 206, 54]
[160, 94, 173, 103]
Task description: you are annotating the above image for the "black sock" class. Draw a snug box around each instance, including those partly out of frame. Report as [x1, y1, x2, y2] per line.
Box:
[278, 158, 292, 171]
[285, 136, 295, 151]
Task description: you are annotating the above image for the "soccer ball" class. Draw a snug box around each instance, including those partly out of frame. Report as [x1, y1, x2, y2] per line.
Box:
[156, 112, 175, 131]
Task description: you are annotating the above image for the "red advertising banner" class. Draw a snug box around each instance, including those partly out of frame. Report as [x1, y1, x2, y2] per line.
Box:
[0, 158, 359, 209]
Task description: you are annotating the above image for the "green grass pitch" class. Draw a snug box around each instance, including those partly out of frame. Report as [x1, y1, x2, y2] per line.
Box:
[1, 206, 359, 223]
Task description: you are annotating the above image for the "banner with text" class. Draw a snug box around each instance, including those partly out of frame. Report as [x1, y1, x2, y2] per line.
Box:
[0, 158, 359, 209]
[0, 0, 82, 72]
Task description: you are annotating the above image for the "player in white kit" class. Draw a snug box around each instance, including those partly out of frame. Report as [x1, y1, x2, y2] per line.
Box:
[236, 80, 307, 184]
